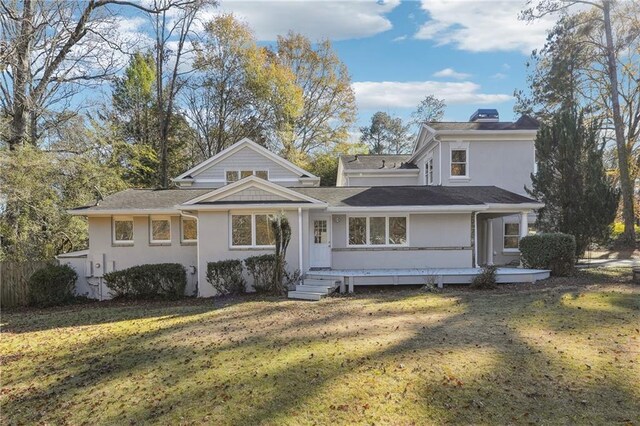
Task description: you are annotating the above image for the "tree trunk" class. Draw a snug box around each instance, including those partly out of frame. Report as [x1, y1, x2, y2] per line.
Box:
[603, 0, 636, 245]
[8, 0, 33, 150]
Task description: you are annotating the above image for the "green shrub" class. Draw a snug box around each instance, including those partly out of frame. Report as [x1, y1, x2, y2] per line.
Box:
[28, 263, 77, 307]
[244, 255, 277, 293]
[519, 233, 576, 276]
[471, 264, 497, 289]
[104, 263, 187, 299]
[206, 260, 245, 295]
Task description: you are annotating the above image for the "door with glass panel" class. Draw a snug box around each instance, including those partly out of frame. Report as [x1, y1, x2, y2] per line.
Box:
[310, 217, 331, 268]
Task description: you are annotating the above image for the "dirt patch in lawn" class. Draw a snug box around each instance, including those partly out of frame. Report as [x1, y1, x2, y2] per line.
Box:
[1, 268, 639, 425]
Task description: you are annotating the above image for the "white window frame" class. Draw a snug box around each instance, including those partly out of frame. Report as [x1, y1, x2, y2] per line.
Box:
[150, 215, 172, 244]
[225, 169, 270, 184]
[229, 212, 276, 249]
[112, 216, 134, 245]
[426, 157, 434, 185]
[346, 215, 409, 248]
[181, 217, 198, 244]
[450, 147, 469, 179]
[503, 221, 520, 252]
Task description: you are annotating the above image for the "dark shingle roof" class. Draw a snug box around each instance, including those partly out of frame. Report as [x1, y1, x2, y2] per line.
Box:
[294, 186, 538, 207]
[340, 155, 417, 170]
[428, 115, 539, 131]
[71, 189, 211, 211]
[72, 185, 539, 213]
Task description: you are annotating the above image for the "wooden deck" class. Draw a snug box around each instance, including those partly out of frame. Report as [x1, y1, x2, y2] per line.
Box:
[305, 267, 551, 293]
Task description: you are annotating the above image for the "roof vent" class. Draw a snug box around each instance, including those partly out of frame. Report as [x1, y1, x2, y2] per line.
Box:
[470, 109, 499, 122]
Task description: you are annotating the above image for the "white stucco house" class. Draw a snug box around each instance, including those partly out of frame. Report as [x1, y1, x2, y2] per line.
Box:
[63, 109, 548, 300]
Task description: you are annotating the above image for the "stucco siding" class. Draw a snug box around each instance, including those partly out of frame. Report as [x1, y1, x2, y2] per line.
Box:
[192, 146, 301, 186]
[87, 216, 198, 298]
[197, 209, 303, 296]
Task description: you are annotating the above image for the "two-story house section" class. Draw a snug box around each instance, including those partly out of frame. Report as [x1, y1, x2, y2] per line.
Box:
[66, 110, 546, 301]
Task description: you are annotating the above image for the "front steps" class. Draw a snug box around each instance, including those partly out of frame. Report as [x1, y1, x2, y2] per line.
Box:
[288, 277, 340, 301]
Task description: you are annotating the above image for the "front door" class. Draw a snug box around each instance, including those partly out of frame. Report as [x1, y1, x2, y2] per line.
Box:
[310, 217, 331, 268]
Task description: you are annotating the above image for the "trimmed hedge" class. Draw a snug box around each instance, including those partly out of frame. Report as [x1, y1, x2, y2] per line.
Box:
[206, 260, 245, 295]
[28, 264, 77, 307]
[104, 263, 187, 299]
[519, 233, 576, 276]
[244, 255, 277, 293]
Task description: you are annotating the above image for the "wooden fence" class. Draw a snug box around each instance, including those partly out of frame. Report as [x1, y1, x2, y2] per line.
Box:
[0, 261, 52, 308]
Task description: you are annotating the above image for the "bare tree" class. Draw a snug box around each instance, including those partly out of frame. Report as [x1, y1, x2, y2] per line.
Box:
[0, 0, 188, 151]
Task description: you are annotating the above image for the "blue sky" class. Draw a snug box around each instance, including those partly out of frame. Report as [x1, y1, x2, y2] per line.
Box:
[115, 1, 558, 126]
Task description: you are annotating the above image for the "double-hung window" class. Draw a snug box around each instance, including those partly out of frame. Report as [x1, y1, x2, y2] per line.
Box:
[226, 170, 269, 184]
[150, 216, 171, 244]
[426, 157, 434, 185]
[503, 222, 520, 251]
[231, 213, 276, 248]
[348, 216, 407, 246]
[113, 216, 134, 245]
[450, 148, 468, 177]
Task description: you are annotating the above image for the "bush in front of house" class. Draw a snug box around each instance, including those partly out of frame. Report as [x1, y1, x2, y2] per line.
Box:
[519, 233, 576, 276]
[104, 263, 187, 299]
[28, 263, 78, 307]
[244, 254, 277, 293]
[206, 260, 245, 295]
[471, 264, 498, 289]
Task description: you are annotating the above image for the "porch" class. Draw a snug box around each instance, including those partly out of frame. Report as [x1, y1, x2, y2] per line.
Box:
[303, 267, 551, 294]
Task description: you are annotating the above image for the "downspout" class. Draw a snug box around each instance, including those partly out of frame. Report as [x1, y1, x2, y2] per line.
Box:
[298, 207, 303, 274]
[180, 210, 200, 297]
[473, 211, 479, 268]
[438, 140, 443, 185]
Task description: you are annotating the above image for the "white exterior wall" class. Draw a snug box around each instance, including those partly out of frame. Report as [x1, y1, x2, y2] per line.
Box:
[85, 216, 198, 299]
[439, 139, 535, 195]
[196, 209, 306, 297]
[191, 146, 302, 188]
[326, 212, 473, 270]
[346, 174, 420, 186]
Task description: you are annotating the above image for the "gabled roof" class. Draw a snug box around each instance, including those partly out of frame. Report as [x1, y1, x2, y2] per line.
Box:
[181, 175, 326, 207]
[339, 154, 417, 171]
[172, 138, 319, 182]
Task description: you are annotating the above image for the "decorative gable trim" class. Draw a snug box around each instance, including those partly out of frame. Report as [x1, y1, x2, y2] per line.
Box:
[172, 138, 318, 182]
[181, 175, 325, 206]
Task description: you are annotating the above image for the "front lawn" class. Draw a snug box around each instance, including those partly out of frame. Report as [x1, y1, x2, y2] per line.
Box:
[2, 269, 639, 425]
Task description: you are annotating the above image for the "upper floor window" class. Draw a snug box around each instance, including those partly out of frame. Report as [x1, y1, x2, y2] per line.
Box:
[150, 216, 171, 244]
[113, 216, 134, 244]
[426, 158, 434, 185]
[450, 149, 468, 177]
[226, 170, 269, 184]
[348, 216, 407, 247]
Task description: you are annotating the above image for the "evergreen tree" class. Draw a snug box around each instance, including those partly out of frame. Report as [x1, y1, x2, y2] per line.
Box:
[360, 112, 412, 154]
[527, 108, 619, 256]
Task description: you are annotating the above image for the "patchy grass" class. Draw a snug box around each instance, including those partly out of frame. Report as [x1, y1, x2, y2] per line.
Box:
[1, 269, 639, 425]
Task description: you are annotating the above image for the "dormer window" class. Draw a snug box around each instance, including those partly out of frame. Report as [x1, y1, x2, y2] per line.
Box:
[226, 170, 269, 184]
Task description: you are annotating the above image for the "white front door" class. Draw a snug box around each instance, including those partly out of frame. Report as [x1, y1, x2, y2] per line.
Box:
[310, 217, 331, 268]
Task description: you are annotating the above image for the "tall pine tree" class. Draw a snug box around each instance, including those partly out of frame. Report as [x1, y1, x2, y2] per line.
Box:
[527, 108, 619, 256]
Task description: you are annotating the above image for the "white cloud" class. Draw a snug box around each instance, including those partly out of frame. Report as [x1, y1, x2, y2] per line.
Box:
[433, 67, 471, 80]
[491, 72, 507, 79]
[217, 0, 401, 41]
[393, 35, 407, 42]
[415, 0, 557, 54]
[352, 80, 512, 109]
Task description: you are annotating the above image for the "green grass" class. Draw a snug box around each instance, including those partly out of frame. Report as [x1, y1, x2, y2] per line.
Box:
[2, 268, 639, 425]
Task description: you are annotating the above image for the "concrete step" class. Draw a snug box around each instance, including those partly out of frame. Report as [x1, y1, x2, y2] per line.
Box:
[305, 273, 342, 281]
[287, 291, 325, 301]
[296, 284, 333, 294]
